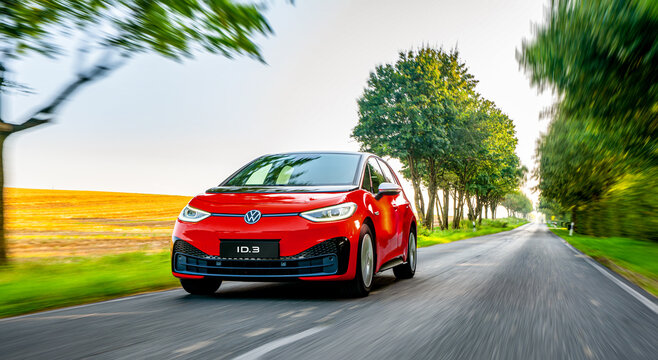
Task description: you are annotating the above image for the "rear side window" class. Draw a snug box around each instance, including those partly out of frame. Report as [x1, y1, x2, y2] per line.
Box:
[377, 159, 398, 184]
[367, 158, 386, 193]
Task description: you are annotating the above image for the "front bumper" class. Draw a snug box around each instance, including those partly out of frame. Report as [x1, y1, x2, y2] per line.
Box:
[172, 237, 350, 280]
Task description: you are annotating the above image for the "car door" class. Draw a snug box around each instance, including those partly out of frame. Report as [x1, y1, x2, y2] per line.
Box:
[377, 158, 406, 252]
[362, 157, 398, 264]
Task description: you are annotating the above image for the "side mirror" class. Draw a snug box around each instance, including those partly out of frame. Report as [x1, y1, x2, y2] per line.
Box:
[375, 182, 401, 200]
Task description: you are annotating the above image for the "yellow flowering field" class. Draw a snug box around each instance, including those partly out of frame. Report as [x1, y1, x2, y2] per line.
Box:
[5, 188, 191, 258]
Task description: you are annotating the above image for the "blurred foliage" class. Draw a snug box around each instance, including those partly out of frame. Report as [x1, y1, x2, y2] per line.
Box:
[352, 47, 525, 230]
[0, 251, 178, 318]
[522, 0, 657, 241]
[538, 196, 570, 222]
[0, 0, 274, 264]
[0, 0, 272, 61]
[519, 0, 657, 150]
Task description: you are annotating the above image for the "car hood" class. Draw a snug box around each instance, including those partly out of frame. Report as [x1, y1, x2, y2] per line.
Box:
[189, 188, 355, 214]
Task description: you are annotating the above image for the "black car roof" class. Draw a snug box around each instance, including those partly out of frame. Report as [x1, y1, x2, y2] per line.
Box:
[265, 151, 375, 157]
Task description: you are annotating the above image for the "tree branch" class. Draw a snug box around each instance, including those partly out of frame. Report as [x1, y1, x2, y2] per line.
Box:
[8, 53, 124, 134]
[0, 61, 5, 122]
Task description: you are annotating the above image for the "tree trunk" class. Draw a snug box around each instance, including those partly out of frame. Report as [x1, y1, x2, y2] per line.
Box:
[423, 159, 436, 229]
[0, 135, 5, 265]
[465, 193, 475, 221]
[477, 198, 483, 225]
[442, 187, 449, 229]
[453, 188, 464, 229]
[435, 189, 443, 230]
[452, 189, 457, 229]
[408, 156, 424, 224]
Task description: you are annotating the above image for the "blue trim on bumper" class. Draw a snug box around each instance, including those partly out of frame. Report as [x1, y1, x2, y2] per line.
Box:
[173, 252, 339, 278]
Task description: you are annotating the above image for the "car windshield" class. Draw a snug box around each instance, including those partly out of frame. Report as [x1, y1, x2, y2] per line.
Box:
[223, 153, 361, 186]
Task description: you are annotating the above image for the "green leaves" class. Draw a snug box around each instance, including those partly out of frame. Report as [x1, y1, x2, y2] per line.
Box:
[519, 0, 657, 156]
[353, 47, 523, 228]
[0, 0, 273, 61]
[523, 0, 657, 239]
[353, 48, 477, 161]
[502, 191, 533, 217]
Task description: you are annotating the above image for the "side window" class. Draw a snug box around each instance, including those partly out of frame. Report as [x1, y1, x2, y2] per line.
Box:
[361, 164, 373, 193]
[367, 158, 386, 193]
[377, 159, 398, 184]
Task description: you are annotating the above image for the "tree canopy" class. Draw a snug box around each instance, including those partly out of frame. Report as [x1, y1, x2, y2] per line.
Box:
[0, 0, 274, 264]
[521, 0, 657, 240]
[353, 47, 525, 229]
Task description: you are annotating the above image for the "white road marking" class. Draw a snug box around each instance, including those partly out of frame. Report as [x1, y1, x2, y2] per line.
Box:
[277, 311, 295, 318]
[173, 340, 214, 355]
[456, 263, 497, 266]
[559, 237, 658, 314]
[244, 327, 273, 337]
[0, 289, 178, 322]
[291, 306, 317, 318]
[17, 311, 153, 320]
[232, 326, 328, 360]
[315, 309, 343, 323]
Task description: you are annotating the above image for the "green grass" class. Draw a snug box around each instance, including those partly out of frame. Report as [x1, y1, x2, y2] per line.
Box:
[417, 217, 528, 248]
[550, 229, 658, 297]
[0, 252, 178, 318]
[0, 218, 528, 318]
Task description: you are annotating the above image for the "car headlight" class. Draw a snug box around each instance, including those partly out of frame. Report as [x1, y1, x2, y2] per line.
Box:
[300, 202, 357, 222]
[178, 205, 211, 223]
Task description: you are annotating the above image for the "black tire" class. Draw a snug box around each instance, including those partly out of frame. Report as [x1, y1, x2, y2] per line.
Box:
[344, 224, 375, 298]
[180, 278, 222, 295]
[393, 229, 416, 279]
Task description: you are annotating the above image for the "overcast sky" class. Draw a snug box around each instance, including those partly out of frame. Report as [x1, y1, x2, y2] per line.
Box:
[6, 0, 553, 203]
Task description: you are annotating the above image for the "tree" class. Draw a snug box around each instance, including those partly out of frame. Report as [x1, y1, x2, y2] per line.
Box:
[521, 0, 657, 240]
[0, 1, 273, 264]
[519, 0, 657, 160]
[461, 99, 521, 224]
[502, 191, 532, 219]
[352, 47, 477, 228]
[353, 47, 525, 230]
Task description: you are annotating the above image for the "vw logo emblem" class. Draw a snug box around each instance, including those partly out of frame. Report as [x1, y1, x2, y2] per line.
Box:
[244, 210, 262, 224]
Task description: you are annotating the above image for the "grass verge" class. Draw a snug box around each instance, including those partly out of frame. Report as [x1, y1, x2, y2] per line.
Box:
[417, 217, 528, 248]
[0, 252, 178, 318]
[0, 217, 528, 318]
[550, 229, 658, 297]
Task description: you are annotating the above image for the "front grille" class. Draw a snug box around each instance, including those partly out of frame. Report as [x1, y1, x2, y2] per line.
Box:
[172, 238, 348, 278]
[173, 238, 340, 260]
[173, 240, 207, 258]
[285, 240, 338, 260]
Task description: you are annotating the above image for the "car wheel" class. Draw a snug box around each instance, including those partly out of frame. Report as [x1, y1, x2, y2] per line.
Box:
[180, 278, 222, 295]
[393, 230, 416, 279]
[345, 224, 375, 297]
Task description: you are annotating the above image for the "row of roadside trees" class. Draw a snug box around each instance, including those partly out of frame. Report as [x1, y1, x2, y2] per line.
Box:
[501, 191, 533, 219]
[352, 47, 529, 230]
[520, 0, 657, 241]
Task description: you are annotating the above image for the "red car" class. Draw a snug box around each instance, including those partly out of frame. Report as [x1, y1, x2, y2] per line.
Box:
[171, 152, 417, 297]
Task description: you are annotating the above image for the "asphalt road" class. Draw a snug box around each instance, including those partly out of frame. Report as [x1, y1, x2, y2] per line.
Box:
[1, 223, 656, 360]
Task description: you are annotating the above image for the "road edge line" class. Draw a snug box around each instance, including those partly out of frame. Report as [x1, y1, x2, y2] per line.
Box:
[232, 326, 328, 360]
[0, 288, 180, 322]
[554, 232, 658, 315]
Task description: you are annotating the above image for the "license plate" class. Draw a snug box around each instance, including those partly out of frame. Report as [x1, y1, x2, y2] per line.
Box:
[220, 240, 279, 259]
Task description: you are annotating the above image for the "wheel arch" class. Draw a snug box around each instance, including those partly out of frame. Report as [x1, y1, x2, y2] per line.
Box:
[362, 216, 378, 269]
